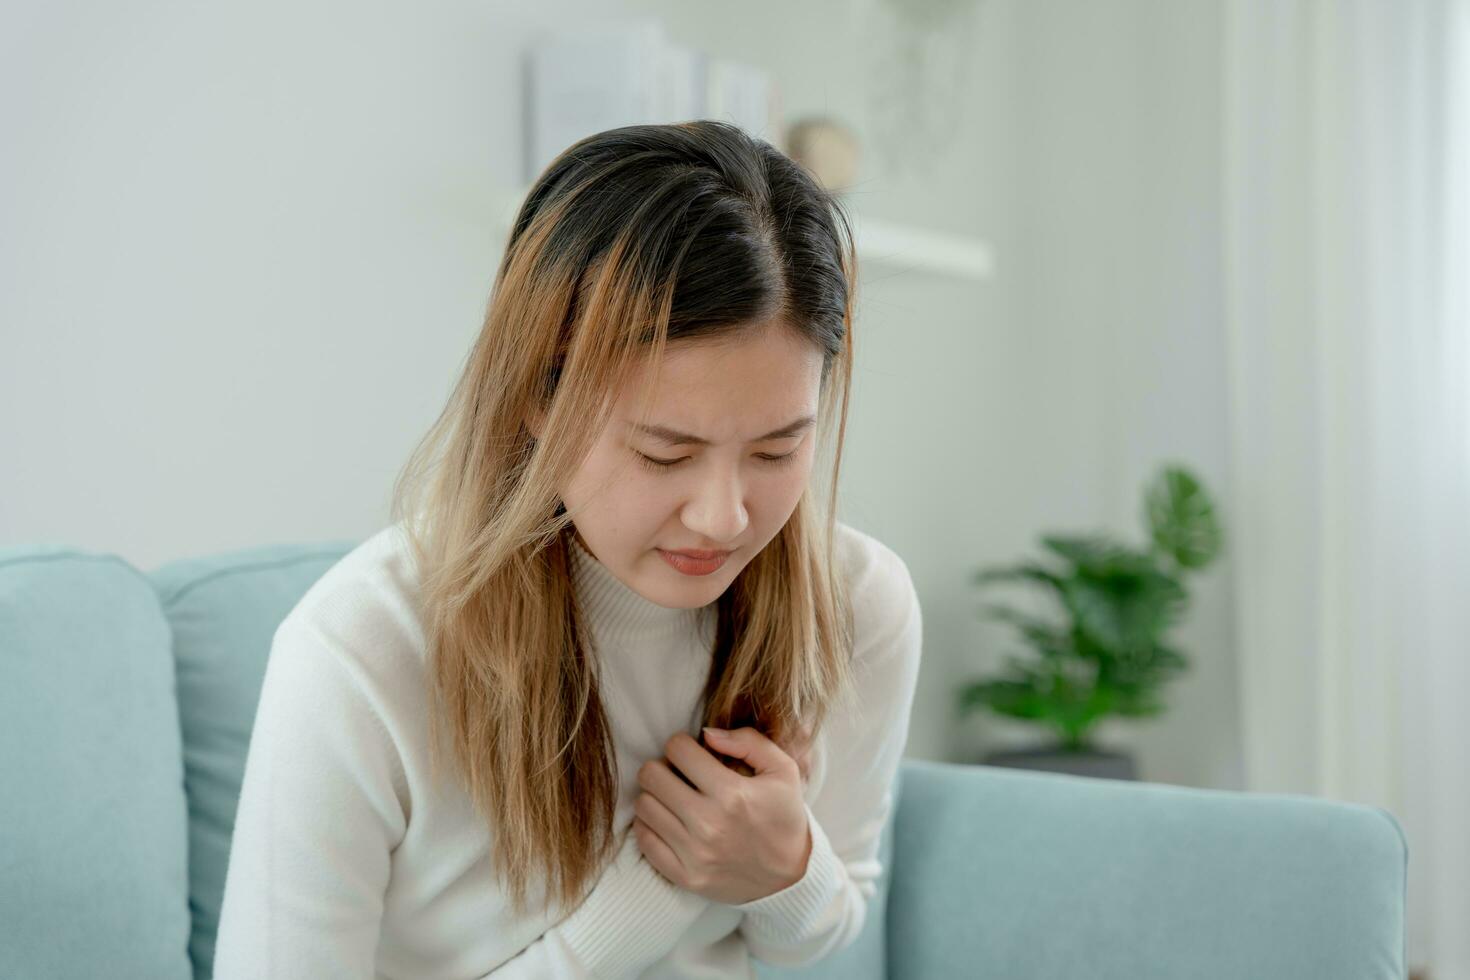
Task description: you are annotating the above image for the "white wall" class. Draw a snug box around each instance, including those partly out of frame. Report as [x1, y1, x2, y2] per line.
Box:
[2, 0, 1240, 787]
[989, 0, 1241, 789]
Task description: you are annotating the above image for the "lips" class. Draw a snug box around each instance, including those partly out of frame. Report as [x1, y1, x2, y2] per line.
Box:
[657, 548, 732, 576]
[663, 549, 731, 559]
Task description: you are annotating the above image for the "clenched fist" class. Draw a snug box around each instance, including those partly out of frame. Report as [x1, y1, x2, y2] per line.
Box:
[632, 726, 814, 905]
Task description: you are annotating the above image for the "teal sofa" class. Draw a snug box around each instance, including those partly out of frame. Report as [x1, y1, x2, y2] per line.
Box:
[0, 540, 1408, 979]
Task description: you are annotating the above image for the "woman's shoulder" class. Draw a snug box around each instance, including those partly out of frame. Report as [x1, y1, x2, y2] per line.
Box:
[832, 520, 922, 665]
[274, 521, 428, 683]
[833, 520, 918, 610]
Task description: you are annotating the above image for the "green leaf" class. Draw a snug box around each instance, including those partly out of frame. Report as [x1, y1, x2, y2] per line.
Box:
[972, 562, 1066, 595]
[1041, 534, 1122, 567]
[957, 679, 1050, 720]
[1148, 643, 1191, 673]
[976, 604, 1073, 658]
[1062, 565, 1187, 653]
[1146, 465, 1223, 569]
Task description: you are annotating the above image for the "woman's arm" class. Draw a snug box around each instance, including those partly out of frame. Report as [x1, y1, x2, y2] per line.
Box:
[211, 618, 404, 979]
[479, 828, 708, 978]
[212, 618, 707, 980]
[732, 547, 924, 968]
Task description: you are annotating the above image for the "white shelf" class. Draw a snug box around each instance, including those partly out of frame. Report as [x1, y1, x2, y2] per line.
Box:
[479, 184, 995, 282]
[849, 212, 995, 281]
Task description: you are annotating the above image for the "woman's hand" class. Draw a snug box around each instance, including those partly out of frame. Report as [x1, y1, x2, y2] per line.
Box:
[632, 726, 813, 906]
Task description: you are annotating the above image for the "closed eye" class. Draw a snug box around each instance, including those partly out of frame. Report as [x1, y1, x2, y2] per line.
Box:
[635, 451, 799, 472]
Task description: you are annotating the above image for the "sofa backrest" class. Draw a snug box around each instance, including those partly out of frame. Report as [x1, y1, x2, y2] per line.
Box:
[151, 541, 358, 978]
[1, 545, 194, 980]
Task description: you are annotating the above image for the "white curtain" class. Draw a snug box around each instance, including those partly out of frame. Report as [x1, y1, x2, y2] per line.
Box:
[1224, 1, 1470, 977]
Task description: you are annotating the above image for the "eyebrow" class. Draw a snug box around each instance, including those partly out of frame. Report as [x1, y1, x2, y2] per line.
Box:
[625, 414, 816, 447]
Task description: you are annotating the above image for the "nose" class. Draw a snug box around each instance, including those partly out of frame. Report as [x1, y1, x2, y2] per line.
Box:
[681, 466, 750, 546]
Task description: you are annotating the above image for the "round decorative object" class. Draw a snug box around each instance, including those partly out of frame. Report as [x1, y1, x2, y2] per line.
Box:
[783, 116, 861, 193]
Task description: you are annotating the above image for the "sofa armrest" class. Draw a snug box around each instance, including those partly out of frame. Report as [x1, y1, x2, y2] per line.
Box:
[886, 759, 1405, 980]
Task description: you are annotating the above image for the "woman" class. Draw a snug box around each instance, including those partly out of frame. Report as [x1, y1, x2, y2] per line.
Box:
[213, 119, 923, 978]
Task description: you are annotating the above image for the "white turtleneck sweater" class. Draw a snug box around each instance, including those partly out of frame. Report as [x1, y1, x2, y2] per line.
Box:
[212, 519, 923, 980]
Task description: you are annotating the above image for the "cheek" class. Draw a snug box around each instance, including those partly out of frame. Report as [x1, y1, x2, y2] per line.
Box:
[781, 464, 814, 509]
[750, 460, 815, 525]
[561, 446, 636, 518]
[780, 449, 819, 495]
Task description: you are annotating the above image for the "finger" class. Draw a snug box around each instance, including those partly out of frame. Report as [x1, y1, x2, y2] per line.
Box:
[664, 732, 739, 796]
[638, 758, 709, 824]
[712, 753, 757, 778]
[632, 817, 685, 886]
[635, 790, 693, 855]
[701, 726, 798, 777]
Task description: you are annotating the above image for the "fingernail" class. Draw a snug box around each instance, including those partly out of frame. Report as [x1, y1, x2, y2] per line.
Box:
[703, 726, 727, 737]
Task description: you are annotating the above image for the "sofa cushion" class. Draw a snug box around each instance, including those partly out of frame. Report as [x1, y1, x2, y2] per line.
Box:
[150, 541, 356, 980]
[0, 545, 192, 980]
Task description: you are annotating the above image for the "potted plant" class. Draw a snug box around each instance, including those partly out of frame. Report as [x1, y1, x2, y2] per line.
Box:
[957, 463, 1223, 780]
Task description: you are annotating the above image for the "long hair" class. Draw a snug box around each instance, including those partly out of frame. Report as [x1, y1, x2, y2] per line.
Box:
[389, 119, 859, 916]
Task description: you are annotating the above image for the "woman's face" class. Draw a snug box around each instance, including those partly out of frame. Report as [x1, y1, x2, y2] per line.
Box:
[554, 325, 824, 609]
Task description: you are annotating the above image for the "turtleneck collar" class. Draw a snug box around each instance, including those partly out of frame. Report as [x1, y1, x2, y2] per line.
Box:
[568, 533, 711, 640]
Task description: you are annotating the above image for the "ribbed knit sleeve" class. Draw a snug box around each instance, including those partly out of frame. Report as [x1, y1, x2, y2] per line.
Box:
[488, 828, 709, 978]
[213, 618, 409, 980]
[732, 544, 924, 969]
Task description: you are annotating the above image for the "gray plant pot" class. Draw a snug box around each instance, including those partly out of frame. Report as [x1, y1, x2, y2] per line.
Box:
[982, 744, 1138, 781]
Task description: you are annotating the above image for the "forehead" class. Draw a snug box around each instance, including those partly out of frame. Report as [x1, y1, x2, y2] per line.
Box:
[613, 327, 824, 437]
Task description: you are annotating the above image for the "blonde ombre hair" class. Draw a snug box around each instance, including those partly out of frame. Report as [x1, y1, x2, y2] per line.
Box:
[389, 120, 859, 916]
